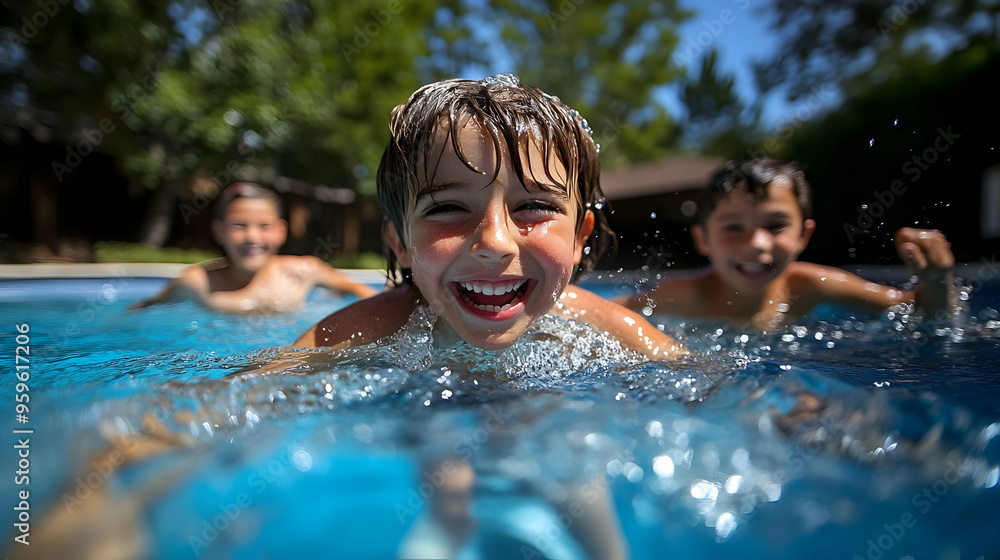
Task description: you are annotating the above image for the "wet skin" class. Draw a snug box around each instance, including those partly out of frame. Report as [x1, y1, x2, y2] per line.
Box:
[386, 119, 594, 350]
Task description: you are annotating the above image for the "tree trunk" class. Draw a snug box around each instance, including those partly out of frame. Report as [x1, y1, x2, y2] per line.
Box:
[138, 182, 177, 247]
[30, 171, 59, 252]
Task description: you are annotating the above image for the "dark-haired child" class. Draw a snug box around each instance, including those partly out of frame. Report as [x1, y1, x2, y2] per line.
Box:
[618, 158, 956, 329]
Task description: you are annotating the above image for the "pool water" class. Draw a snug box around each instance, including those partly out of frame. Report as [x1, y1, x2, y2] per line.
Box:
[2, 276, 999, 560]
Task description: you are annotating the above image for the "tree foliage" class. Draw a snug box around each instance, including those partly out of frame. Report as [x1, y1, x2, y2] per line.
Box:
[678, 48, 760, 155]
[2, 0, 696, 249]
[472, 0, 692, 168]
[754, 0, 1000, 101]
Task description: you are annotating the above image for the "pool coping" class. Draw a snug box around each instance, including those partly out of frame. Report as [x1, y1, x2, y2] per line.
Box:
[0, 263, 389, 284]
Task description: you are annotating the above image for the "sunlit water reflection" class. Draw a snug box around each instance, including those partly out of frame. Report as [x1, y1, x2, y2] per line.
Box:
[1, 278, 998, 559]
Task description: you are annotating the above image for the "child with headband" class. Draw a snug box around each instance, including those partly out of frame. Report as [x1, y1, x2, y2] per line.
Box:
[133, 182, 377, 313]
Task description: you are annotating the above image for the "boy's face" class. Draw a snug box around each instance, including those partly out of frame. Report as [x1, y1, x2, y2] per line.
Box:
[212, 197, 287, 272]
[692, 179, 815, 295]
[387, 119, 594, 350]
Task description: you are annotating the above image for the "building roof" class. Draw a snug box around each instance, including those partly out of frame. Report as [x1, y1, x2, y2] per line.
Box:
[600, 156, 725, 201]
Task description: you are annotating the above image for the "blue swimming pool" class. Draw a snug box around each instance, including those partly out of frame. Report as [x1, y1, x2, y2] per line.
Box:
[2, 272, 999, 559]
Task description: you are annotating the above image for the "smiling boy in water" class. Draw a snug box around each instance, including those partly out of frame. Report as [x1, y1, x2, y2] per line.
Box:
[293, 74, 685, 360]
[617, 158, 956, 330]
[132, 183, 377, 314]
[291, 70, 678, 560]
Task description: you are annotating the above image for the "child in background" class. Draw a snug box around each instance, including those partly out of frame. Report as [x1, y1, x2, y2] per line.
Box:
[617, 157, 957, 330]
[132, 183, 377, 313]
[293, 73, 685, 361]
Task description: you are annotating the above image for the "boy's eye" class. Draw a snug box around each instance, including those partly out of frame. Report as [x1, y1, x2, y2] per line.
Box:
[422, 202, 467, 216]
[721, 223, 743, 234]
[516, 200, 561, 215]
[767, 223, 790, 233]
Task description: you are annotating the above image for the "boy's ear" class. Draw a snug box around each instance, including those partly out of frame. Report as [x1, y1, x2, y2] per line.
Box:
[798, 218, 816, 252]
[573, 210, 596, 266]
[691, 224, 710, 257]
[275, 218, 289, 246]
[384, 221, 412, 269]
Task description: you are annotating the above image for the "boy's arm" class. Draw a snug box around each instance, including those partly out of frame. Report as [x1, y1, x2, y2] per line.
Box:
[128, 266, 208, 310]
[894, 228, 956, 319]
[302, 255, 379, 299]
[290, 285, 419, 348]
[558, 286, 689, 359]
[788, 262, 911, 312]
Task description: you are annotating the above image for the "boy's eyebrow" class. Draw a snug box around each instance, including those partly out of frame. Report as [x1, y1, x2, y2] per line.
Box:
[713, 210, 795, 222]
[416, 178, 571, 201]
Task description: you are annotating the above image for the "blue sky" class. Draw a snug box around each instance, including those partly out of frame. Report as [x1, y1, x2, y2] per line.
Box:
[665, 0, 840, 130]
[457, 0, 841, 131]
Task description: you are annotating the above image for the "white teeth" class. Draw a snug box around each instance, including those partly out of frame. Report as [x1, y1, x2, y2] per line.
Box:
[460, 279, 526, 295]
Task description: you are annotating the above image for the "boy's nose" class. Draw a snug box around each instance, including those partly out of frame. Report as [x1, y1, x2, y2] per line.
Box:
[470, 211, 517, 262]
[749, 228, 774, 259]
[245, 225, 265, 244]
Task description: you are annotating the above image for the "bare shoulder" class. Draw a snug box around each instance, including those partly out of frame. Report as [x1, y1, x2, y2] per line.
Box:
[291, 285, 419, 348]
[560, 286, 688, 359]
[262, 254, 318, 277]
[177, 263, 210, 287]
[129, 264, 208, 309]
[618, 268, 713, 317]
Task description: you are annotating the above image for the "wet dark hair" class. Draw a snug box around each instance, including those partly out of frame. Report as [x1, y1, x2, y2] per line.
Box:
[214, 182, 283, 220]
[376, 76, 612, 285]
[696, 158, 812, 226]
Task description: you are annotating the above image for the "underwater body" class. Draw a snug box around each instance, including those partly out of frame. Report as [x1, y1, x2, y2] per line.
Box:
[1, 275, 999, 559]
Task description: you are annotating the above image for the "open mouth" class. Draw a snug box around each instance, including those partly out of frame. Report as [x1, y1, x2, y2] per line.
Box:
[241, 245, 267, 257]
[734, 262, 774, 280]
[452, 278, 532, 318]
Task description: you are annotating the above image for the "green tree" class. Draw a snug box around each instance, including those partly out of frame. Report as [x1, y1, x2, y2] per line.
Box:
[2, 0, 471, 246]
[463, 0, 692, 169]
[678, 48, 760, 155]
[754, 0, 1000, 101]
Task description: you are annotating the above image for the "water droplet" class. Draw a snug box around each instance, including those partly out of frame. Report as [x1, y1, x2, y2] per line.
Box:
[652, 455, 675, 477]
[650, 212, 657, 219]
[869, 138, 875, 147]
[820, 276, 827, 282]
[893, 119, 899, 126]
